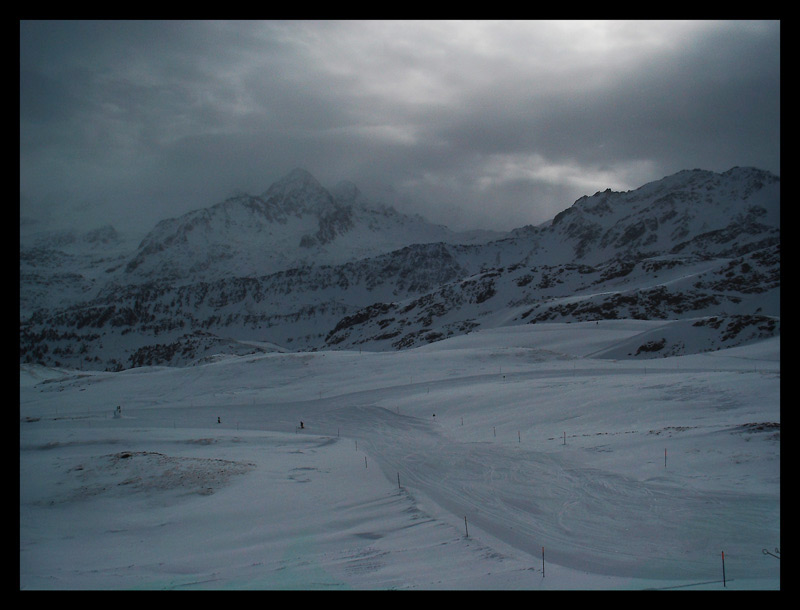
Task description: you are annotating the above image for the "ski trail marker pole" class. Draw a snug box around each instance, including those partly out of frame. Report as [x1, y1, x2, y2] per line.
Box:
[721, 551, 726, 587]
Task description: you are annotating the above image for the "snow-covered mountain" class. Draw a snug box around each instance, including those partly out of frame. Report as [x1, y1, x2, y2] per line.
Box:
[323, 167, 779, 353]
[19, 166, 779, 371]
[20, 224, 138, 319]
[19, 169, 501, 317]
[122, 168, 500, 285]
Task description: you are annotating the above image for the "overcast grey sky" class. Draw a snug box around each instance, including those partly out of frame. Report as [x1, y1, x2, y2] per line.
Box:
[20, 20, 780, 235]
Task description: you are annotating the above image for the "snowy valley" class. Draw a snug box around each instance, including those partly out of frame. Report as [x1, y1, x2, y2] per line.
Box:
[20, 325, 780, 589]
[20, 166, 780, 589]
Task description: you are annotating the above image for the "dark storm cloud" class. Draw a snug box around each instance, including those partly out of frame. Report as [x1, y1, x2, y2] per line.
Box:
[420, 22, 779, 192]
[20, 20, 780, 234]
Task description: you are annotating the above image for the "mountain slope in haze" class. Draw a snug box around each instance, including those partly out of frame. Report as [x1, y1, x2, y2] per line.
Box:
[19, 166, 779, 371]
[19, 225, 138, 319]
[122, 168, 503, 285]
[19, 168, 502, 317]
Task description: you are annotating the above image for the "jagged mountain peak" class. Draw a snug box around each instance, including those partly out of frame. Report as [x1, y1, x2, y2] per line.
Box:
[261, 168, 335, 215]
[284, 167, 317, 182]
[118, 168, 493, 285]
[265, 167, 322, 193]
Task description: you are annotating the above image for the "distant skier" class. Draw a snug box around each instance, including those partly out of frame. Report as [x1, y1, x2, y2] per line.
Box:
[300, 421, 305, 429]
[217, 416, 221, 424]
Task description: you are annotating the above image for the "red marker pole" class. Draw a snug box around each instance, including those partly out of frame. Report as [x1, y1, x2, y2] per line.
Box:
[721, 551, 726, 587]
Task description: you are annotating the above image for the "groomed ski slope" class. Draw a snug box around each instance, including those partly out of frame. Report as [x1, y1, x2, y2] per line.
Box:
[20, 320, 780, 589]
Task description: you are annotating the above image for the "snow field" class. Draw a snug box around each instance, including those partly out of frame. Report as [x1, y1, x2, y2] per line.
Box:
[20, 322, 780, 589]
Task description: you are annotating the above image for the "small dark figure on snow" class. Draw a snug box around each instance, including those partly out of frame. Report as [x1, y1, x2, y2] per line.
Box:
[217, 417, 221, 424]
[300, 421, 305, 429]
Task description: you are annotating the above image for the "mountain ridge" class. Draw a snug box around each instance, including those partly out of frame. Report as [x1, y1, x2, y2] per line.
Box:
[19, 166, 780, 371]
[118, 167, 504, 285]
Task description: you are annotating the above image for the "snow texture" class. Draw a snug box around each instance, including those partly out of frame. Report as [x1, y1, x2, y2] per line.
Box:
[20, 324, 780, 590]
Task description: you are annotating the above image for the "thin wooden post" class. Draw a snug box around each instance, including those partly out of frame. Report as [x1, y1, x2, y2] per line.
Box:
[542, 547, 545, 577]
[464, 516, 469, 538]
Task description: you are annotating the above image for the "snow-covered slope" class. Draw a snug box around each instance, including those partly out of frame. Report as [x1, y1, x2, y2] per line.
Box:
[325, 243, 780, 353]
[20, 325, 780, 589]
